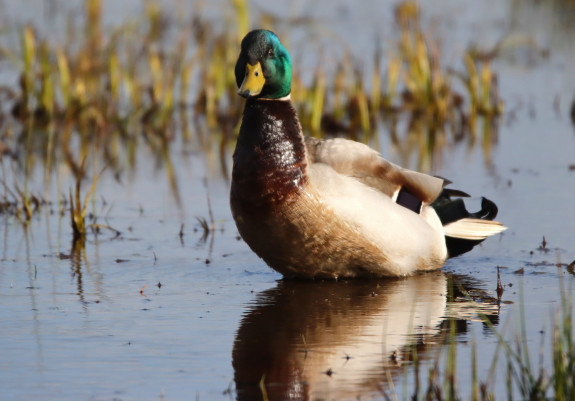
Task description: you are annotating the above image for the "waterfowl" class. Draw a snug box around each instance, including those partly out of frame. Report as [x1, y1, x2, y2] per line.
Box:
[231, 29, 506, 279]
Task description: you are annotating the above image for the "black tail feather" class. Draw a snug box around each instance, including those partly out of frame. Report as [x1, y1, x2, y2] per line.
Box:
[469, 197, 498, 221]
[431, 189, 500, 258]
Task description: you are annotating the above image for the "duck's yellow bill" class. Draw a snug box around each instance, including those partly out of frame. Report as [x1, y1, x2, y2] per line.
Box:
[238, 62, 265, 98]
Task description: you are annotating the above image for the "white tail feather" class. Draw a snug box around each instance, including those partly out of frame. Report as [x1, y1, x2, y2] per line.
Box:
[443, 218, 507, 240]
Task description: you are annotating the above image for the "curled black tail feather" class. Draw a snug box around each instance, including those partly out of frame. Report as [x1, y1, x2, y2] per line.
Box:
[470, 197, 499, 221]
[431, 190, 498, 225]
[431, 189, 500, 258]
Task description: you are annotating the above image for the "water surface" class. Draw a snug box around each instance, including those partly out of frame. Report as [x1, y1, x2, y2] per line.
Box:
[1, 1, 575, 400]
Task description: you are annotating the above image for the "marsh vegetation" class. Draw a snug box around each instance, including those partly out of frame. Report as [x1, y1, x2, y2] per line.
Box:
[1, 1, 574, 400]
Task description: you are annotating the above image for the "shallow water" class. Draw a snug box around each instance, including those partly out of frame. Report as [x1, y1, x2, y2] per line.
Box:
[1, 1, 575, 400]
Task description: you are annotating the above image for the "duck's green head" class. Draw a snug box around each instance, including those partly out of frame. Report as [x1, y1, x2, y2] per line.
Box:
[235, 29, 292, 99]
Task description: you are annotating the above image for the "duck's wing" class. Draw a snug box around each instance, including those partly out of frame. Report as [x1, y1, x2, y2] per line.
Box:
[305, 137, 445, 204]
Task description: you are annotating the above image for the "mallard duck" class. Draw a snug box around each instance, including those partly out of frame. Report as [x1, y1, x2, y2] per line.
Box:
[231, 29, 506, 279]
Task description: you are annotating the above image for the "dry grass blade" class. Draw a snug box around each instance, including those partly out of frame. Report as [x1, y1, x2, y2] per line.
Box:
[70, 162, 107, 241]
[194, 216, 210, 242]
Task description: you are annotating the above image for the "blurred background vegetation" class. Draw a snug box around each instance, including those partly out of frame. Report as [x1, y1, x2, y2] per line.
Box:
[0, 0, 549, 234]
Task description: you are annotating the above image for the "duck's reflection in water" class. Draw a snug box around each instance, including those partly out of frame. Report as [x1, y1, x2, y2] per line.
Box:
[233, 271, 499, 401]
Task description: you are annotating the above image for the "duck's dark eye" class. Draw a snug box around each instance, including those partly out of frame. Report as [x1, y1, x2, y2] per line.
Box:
[267, 48, 274, 58]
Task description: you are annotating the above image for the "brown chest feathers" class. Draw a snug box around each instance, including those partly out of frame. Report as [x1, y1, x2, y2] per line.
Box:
[231, 99, 308, 215]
